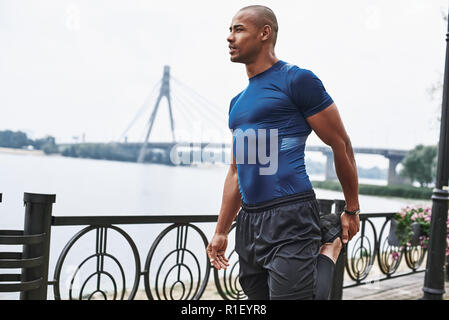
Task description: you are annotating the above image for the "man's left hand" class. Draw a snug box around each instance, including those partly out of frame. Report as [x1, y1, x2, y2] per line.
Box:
[340, 212, 360, 244]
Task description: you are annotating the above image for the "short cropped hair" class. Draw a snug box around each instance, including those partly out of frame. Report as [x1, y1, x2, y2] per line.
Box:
[239, 5, 279, 46]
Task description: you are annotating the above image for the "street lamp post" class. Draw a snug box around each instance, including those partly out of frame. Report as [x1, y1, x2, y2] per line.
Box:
[422, 8, 449, 300]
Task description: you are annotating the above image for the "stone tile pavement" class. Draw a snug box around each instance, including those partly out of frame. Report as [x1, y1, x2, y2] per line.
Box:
[342, 272, 449, 300]
[196, 272, 449, 300]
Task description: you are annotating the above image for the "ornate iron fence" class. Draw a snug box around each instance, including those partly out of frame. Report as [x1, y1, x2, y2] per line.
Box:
[341, 213, 426, 290]
[0, 192, 427, 300]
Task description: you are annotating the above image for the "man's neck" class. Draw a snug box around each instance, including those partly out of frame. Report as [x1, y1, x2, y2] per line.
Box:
[245, 54, 279, 79]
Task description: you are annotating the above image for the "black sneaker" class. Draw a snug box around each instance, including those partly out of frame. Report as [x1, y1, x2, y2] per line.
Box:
[319, 212, 342, 246]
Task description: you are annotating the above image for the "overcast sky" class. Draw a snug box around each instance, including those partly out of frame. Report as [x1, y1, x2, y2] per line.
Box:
[1, 0, 448, 167]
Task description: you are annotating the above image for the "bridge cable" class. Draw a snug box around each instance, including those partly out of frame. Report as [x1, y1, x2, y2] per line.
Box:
[117, 79, 162, 142]
[172, 83, 228, 122]
[170, 82, 228, 131]
[170, 83, 226, 131]
[171, 76, 227, 120]
[171, 91, 230, 144]
[170, 94, 204, 140]
[170, 92, 227, 142]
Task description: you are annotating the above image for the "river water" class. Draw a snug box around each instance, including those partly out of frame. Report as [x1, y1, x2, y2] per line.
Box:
[0, 153, 431, 299]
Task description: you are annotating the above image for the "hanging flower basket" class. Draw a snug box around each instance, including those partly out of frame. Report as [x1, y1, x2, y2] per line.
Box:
[388, 218, 421, 247]
[388, 206, 431, 249]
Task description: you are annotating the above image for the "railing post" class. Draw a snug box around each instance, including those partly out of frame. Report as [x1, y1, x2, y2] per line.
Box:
[20, 193, 56, 300]
[329, 199, 346, 300]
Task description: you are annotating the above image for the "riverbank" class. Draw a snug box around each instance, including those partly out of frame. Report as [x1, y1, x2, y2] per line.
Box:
[311, 180, 432, 200]
[0, 147, 44, 156]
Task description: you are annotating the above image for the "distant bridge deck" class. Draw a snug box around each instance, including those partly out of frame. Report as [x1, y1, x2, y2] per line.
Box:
[59, 142, 408, 155]
[58, 142, 408, 185]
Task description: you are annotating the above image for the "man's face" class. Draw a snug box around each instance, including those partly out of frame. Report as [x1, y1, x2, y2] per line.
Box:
[227, 10, 263, 64]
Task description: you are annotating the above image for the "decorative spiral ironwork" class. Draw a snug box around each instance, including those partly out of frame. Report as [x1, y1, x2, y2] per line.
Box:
[377, 218, 403, 275]
[213, 223, 245, 300]
[404, 245, 426, 270]
[143, 223, 210, 300]
[53, 225, 141, 300]
[345, 219, 377, 281]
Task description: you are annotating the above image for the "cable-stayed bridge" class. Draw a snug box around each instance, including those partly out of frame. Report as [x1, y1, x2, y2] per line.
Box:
[116, 66, 409, 185]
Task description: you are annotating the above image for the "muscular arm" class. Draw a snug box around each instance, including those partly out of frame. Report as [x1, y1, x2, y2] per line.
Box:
[207, 140, 241, 270]
[307, 103, 359, 210]
[307, 103, 360, 242]
[215, 147, 241, 234]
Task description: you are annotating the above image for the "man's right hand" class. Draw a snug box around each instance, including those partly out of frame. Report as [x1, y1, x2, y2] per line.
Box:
[207, 233, 230, 270]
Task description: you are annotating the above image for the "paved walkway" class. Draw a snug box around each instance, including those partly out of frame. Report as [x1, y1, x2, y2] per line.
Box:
[195, 272, 449, 300]
[342, 272, 449, 300]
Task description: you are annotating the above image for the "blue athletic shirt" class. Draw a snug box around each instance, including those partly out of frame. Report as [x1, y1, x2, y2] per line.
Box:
[228, 60, 334, 205]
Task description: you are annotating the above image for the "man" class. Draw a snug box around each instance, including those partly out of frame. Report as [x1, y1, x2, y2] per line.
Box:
[207, 5, 360, 300]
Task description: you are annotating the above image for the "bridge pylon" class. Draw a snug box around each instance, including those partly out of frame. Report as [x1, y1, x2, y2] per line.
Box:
[138, 66, 176, 163]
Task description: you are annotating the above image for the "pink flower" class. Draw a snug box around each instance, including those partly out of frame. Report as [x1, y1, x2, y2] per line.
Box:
[392, 251, 400, 261]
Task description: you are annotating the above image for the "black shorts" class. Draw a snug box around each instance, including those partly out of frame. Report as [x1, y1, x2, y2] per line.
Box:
[235, 190, 322, 300]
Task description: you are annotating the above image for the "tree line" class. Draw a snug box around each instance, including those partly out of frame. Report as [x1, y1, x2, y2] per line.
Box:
[0, 130, 58, 154]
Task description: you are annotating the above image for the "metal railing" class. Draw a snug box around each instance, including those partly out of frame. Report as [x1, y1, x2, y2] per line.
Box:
[0, 192, 427, 300]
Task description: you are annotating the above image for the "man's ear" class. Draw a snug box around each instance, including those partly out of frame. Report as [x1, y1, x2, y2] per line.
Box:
[261, 25, 271, 41]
